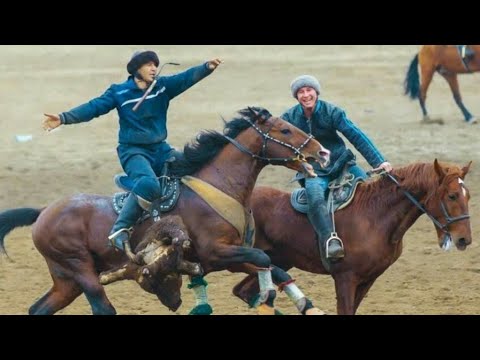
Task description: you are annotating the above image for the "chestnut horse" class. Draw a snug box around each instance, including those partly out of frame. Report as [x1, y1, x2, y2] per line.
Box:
[230, 160, 473, 314]
[404, 45, 480, 124]
[0, 107, 330, 315]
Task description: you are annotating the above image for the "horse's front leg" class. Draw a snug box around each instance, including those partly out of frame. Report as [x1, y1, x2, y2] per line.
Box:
[189, 244, 276, 315]
[353, 279, 376, 314]
[441, 72, 476, 123]
[232, 266, 326, 315]
[333, 272, 360, 315]
[213, 245, 276, 314]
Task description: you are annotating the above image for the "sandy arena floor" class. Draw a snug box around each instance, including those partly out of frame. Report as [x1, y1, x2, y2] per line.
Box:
[0, 45, 478, 314]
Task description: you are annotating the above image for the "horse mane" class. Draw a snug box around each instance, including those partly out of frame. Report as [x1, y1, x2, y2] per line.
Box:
[170, 107, 272, 176]
[353, 162, 460, 214]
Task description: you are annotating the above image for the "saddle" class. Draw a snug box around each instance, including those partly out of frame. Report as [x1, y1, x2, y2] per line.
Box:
[112, 154, 181, 222]
[290, 168, 365, 215]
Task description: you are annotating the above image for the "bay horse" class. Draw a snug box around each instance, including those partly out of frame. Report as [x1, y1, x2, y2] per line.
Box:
[0, 107, 330, 315]
[230, 160, 473, 315]
[404, 45, 480, 124]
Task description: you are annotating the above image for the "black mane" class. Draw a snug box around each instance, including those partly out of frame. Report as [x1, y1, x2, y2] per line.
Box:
[170, 107, 272, 177]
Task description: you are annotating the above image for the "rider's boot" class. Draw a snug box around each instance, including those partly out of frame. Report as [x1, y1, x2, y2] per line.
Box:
[108, 193, 144, 252]
[307, 202, 345, 263]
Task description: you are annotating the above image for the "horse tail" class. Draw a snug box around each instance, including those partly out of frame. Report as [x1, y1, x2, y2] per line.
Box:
[0, 208, 43, 256]
[404, 53, 420, 99]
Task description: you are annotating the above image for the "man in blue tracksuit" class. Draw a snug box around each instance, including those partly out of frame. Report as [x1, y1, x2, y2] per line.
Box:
[282, 75, 392, 265]
[43, 50, 223, 252]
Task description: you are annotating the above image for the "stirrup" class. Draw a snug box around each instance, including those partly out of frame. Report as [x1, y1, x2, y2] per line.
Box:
[325, 232, 344, 259]
[108, 228, 132, 250]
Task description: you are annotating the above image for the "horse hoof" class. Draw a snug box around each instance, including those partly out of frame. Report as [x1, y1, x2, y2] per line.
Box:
[305, 307, 327, 315]
[257, 304, 276, 315]
[189, 303, 213, 315]
[466, 117, 478, 125]
[422, 117, 444, 125]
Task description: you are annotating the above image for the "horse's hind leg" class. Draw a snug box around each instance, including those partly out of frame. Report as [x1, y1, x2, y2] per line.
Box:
[29, 277, 82, 315]
[441, 72, 476, 123]
[74, 268, 117, 315]
[418, 63, 438, 123]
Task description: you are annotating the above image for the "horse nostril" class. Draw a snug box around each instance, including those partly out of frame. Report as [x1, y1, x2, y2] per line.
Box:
[319, 150, 330, 158]
[458, 238, 468, 247]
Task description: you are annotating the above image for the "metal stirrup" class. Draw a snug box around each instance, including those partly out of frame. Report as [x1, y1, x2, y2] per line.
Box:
[326, 192, 344, 259]
[325, 232, 344, 259]
[108, 228, 137, 260]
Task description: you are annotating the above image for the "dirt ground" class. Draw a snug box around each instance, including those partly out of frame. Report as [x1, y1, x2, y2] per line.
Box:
[0, 45, 478, 315]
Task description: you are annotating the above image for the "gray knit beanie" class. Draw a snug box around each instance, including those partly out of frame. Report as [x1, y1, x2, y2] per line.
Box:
[290, 75, 321, 98]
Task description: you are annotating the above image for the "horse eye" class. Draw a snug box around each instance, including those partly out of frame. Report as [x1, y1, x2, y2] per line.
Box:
[281, 129, 291, 135]
[448, 193, 458, 201]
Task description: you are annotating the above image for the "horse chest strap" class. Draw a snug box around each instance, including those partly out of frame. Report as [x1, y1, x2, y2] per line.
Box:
[181, 176, 249, 241]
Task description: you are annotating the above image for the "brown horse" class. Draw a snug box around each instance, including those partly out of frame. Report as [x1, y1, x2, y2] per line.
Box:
[404, 45, 480, 124]
[230, 160, 473, 315]
[0, 107, 330, 315]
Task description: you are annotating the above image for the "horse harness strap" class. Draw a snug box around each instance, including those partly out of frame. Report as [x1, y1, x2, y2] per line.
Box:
[457, 45, 473, 73]
[223, 113, 314, 165]
[181, 176, 255, 247]
[386, 173, 470, 233]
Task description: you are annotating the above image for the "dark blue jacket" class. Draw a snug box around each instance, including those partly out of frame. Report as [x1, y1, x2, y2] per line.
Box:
[282, 100, 386, 176]
[60, 63, 213, 145]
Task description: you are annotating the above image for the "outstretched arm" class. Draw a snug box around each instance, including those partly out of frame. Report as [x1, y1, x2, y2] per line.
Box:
[163, 58, 223, 99]
[42, 86, 116, 130]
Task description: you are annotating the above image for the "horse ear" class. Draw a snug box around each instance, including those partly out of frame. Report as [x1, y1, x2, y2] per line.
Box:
[461, 161, 473, 179]
[247, 106, 259, 119]
[247, 106, 267, 124]
[433, 158, 446, 183]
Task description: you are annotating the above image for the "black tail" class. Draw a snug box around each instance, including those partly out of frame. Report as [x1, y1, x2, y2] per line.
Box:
[0, 208, 42, 256]
[404, 54, 420, 99]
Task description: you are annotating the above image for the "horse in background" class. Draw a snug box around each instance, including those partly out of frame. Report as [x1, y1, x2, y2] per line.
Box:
[231, 160, 472, 315]
[404, 45, 480, 124]
[0, 107, 330, 315]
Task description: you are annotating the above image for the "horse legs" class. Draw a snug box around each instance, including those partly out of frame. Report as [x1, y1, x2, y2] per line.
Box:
[353, 280, 375, 314]
[29, 277, 82, 315]
[232, 266, 325, 315]
[74, 268, 117, 315]
[333, 272, 359, 315]
[189, 245, 276, 315]
[441, 72, 476, 123]
[418, 64, 438, 123]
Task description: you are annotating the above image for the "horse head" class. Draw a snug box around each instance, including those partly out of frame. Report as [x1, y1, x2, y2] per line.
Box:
[237, 107, 330, 177]
[429, 159, 473, 251]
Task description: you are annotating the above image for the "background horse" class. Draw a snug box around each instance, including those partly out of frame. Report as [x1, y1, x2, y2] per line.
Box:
[231, 160, 472, 315]
[0, 107, 329, 315]
[404, 45, 480, 124]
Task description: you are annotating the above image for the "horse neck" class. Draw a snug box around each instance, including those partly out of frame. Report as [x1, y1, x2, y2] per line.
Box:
[195, 129, 265, 206]
[366, 175, 431, 244]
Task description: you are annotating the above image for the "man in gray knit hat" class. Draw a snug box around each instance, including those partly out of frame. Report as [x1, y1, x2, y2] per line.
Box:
[282, 74, 392, 266]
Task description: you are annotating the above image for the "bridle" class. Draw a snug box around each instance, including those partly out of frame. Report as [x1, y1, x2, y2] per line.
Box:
[223, 115, 314, 165]
[385, 172, 470, 234]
